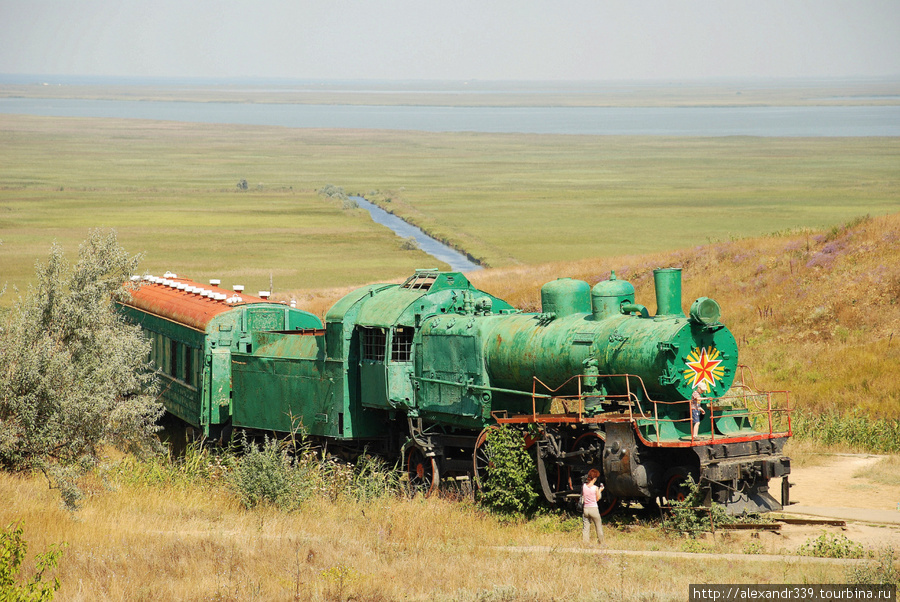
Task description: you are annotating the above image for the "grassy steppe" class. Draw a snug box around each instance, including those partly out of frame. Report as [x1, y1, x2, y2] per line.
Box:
[2, 115, 898, 307]
[5, 213, 900, 600]
[0, 453, 868, 602]
[3, 113, 900, 600]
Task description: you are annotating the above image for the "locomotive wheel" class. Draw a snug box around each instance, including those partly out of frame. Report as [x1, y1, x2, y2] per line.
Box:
[406, 446, 439, 497]
[569, 431, 619, 517]
[535, 438, 565, 504]
[472, 426, 499, 489]
[663, 468, 693, 504]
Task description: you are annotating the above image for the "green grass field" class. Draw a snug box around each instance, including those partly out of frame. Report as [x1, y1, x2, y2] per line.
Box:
[1, 114, 898, 306]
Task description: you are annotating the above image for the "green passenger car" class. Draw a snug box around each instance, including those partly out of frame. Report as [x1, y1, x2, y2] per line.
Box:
[119, 274, 322, 438]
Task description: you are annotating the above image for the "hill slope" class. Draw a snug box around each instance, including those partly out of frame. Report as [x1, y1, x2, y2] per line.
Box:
[464, 212, 900, 420]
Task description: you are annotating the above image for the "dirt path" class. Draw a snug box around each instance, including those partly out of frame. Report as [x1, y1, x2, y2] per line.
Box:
[776, 453, 900, 551]
[788, 454, 900, 512]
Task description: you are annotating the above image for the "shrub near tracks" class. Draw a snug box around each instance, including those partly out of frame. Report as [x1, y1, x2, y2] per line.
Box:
[0, 231, 162, 507]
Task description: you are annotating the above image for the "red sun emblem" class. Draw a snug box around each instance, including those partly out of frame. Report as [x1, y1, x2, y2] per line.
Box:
[683, 347, 724, 389]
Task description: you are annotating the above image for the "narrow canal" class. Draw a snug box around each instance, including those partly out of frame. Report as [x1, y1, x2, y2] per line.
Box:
[350, 197, 482, 273]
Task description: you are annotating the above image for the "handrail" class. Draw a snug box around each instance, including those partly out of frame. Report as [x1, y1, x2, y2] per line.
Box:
[519, 367, 792, 444]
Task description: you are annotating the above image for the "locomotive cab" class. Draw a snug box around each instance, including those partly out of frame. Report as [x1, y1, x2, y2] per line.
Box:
[324, 269, 514, 417]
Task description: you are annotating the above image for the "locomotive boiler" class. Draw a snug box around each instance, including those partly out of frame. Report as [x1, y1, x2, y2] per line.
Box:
[121, 267, 792, 515]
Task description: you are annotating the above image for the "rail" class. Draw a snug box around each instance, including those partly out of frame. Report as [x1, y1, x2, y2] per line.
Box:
[492, 366, 792, 446]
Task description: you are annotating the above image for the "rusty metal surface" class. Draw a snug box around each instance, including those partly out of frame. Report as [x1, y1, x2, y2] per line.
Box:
[124, 277, 278, 332]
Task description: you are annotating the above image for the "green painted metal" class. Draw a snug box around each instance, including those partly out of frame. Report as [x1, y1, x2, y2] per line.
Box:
[120, 299, 322, 436]
[231, 332, 344, 436]
[540, 278, 591, 317]
[653, 267, 685, 317]
[123, 268, 743, 448]
[325, 270, 514, 429]
[412, 269, 737, 437]
[690, 297, 721, 325]
[590, 271, 635, 319]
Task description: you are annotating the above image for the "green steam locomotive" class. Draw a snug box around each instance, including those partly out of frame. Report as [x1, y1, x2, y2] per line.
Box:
[119, 267, 791, 514]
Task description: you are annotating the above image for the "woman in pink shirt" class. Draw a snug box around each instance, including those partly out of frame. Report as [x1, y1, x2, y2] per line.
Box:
[582, 468, 605, 545]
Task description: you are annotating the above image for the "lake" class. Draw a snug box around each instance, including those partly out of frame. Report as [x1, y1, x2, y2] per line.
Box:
[1, 97, 898, 136]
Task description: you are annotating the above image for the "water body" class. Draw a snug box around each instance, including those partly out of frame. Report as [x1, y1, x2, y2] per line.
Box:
[350, 197, 481, 273]
[1, 97, 899, 136]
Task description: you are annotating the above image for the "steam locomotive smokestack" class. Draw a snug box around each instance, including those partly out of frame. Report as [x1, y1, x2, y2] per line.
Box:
[653, 268, 685, 317]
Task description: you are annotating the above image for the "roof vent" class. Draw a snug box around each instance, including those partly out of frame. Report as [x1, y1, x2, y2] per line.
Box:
[210, 279, 221, 287]
[226, 295, 243, 304]
[163, 271, 177, 278]
[233, 285, 244, 292]
[215, 293, 228, 301]
[258, 291, 270, 300]
[176, 283, 187, 291]
[290, 299, 297, 308]
[130, 275, 141, 282]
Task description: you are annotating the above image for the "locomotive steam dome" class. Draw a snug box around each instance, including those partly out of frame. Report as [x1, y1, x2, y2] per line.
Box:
[540, 278, 591, 317]
[590, 271, 635, 319]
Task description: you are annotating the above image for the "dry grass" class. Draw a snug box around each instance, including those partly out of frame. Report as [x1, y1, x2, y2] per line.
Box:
[2, 466, 854, 602]
[852, 455, 900, 487]
[782, 439, 848, 469]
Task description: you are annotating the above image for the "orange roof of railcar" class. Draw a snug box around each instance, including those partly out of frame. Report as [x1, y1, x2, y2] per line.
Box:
[123, 275, 278, 332]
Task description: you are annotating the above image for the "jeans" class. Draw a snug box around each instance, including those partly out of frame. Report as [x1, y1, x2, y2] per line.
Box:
[582, 506, 604, 543]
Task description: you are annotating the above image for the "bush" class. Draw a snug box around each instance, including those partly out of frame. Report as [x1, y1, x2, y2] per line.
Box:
[400, 236, 419, 251]
[347, 454, 403, 502]
[476, 426, 539, 516]
[663, 477, 709, 536]
[846, 546, 899, 585]
[662, 477, 746, 537]
[798, 531, 866, 559]
[230, 434, 406, 510]
[0, 522, 64, 601]
[231, 436, 311, 510]
[0, 231, 163, 504]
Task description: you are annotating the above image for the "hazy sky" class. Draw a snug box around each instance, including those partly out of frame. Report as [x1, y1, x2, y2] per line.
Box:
[2, 0, 898, 81]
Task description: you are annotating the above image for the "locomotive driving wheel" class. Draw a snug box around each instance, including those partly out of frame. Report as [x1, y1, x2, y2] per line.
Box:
[569, 431, 620, 516]
[663, 467, 694, 504]
[534, 434, 566, 503]
[406, 445, 439, 497]
[472, 426, 499, 489]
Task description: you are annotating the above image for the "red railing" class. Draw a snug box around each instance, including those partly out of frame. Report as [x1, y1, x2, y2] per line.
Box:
[491, 366, 792, 446]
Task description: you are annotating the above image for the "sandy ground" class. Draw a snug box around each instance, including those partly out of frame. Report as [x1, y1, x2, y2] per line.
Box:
[758, 454, 900, 552]
[789, 454, 900, 512]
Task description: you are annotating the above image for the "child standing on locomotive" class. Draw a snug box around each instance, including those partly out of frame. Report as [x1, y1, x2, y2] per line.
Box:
[582, 469, 605, 545]
[691, 381, 708, 439]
